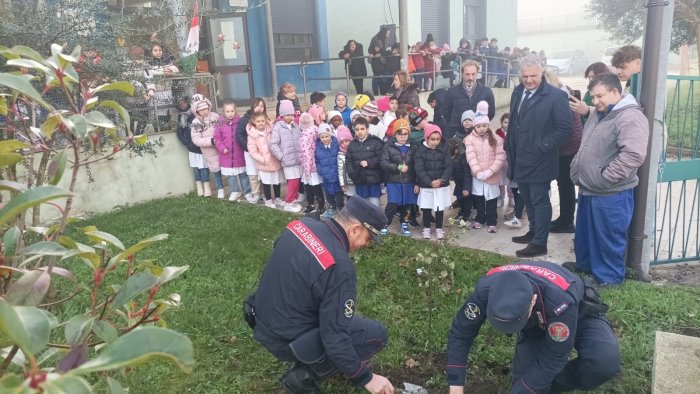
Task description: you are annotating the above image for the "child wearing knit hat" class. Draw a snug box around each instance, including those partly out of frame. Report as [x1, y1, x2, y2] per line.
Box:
[408, 107, 430, 145]
[414, 123, 452, 240]
[448, 109, 476, 227]
[315, 125, 344, 218]
[336, 125, 355, 205]
[297, 113, 326, 214]
[464, 101, 505, 233]
[270, 100, 303, 213]
[190, 96, 224, 198]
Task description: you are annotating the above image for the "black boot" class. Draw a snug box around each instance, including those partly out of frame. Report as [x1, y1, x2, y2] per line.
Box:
[512, 231, 534, 244]
[280, 363, 322, 394]
[515, 243, 548, 258]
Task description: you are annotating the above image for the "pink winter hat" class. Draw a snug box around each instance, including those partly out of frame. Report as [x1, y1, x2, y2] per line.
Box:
[423, 123, 442, 141]
[473, 101, 490, 126]
[307, 104, 324, 125]
[336, 125, 353, 142]
[376, 96, 391, 113]
[279, 100, 295, 116]
[299, 112, 315, 129]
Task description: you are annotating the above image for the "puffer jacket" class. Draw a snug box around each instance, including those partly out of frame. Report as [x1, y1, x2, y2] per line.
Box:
[448, 128, 472, 189]
[337, 152, 353, 187]
[270, 120, 301, 168]
[191, 112, 221, 172]
[393, 83, 420, 108]
[465, 132, 506, 185]
[298, 126, 318, 176]
[413, 141, 452, 189]
[570, 94, 648, 196]
[345, 135, 385, 185]
[246, 122, 281, 172]
[315, 137, 340, 183]
[214, 115, 245, 168]
[380, 142, 416, 185]
[236, 111, 252, 152]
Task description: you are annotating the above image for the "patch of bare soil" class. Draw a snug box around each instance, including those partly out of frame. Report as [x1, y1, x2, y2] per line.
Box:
[651, 263, 700, 287]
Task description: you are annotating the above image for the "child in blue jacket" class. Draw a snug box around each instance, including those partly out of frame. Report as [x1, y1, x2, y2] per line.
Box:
[315, 126, 343, 217]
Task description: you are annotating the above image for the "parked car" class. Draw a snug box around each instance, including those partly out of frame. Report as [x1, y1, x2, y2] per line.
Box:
[547, 49, 589, 75]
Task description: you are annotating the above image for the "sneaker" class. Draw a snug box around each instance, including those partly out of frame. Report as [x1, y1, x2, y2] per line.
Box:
[264, 199, 276, 208]
[228, 192, 241, 202]
[504, 209, 515, 220]
[457, 219, 470, 228]
[454, 213, 465, 224]
[284, 203, 302, 213]
[422, 228, 431, 239]
[487, 226, 497, 233]
[504, 218, 522, 228]
[320, 209, 335, 219]
[435, 228, 445, 240]
[304, 205, 316, 214]
[244, 193, 257, 204]
[274, 198, 285, 206]
[217, 189, 225, 199]
[400, 223, 412, 237]
[471, 222, 482, 230]
[380, 226, 389, 236]
[497, 199, 504, 208]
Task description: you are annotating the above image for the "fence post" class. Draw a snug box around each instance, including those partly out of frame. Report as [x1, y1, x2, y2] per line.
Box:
[626, 0, 675, 280]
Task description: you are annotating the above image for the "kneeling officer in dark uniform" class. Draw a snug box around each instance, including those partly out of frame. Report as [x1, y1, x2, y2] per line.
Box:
[446, 261, 620, 393]
[246, 197, 395, 394]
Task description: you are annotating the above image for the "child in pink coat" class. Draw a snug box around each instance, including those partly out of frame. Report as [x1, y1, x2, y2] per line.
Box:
[464, 101, 505, 233]
[190, 98, 222, 198]
[214, 99, 251, 202]
[298, 113, 325, 214]
[247, 112, 282, 209]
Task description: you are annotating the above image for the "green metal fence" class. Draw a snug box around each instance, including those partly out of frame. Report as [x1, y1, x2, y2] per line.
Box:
[654, 75, 700, 264]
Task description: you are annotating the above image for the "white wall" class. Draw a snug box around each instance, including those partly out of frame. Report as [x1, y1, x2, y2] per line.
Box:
[14, 132, 194, 224]
[487, 0, 517, 48]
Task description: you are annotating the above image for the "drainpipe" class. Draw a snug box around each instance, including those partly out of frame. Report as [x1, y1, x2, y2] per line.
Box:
[264, 0, 278, 94]
[399, 0, 408, 70]
[626, 0, 674, 281]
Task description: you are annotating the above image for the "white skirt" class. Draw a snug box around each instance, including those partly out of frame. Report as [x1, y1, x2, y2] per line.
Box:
[472, 178, 501, 200]
[188, 152, 207, 169]
[244, 152, 258, 175]
[302, 171, 323, 185]
[221, 167, 246, 176]
[283, 165, 302, 180]
[258, 170, 282, 185]
[418, 186, 452, 211]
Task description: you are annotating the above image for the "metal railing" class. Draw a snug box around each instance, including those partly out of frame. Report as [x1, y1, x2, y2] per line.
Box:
[653, 75, 700, 264]
[297, 52, 519, 98]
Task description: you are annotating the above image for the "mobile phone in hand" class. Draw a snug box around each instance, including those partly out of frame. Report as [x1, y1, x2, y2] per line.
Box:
[569, 89, 582, 101]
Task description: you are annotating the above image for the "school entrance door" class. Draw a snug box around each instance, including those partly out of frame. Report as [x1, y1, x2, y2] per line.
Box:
[208, 12, 253, 105]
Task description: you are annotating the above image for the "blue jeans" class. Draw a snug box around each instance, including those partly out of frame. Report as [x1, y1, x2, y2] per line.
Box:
[518, 182, 552, 246]
[228, 173, 251, 194]
[575, 190, 634, 284]
[212, 171, 224, 189]
[193, 167, 210, 182]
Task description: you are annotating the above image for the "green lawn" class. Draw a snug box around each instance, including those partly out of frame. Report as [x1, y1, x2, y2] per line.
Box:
[58, 195, 700, 393]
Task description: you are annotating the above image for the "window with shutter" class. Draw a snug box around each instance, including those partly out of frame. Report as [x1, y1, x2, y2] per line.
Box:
[421, 0, 449, 46]
[270, 0, 318, 63]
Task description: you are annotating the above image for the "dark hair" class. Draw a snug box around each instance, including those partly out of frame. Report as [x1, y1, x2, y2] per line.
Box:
[584, 62, 610, 78]
[353, 117, 369, 128]
[485, 127, 497, 147]
[500, 113, 510, 122]
[395, 104, 409, 119]
[587, 72, 623, 94]
[249, 112, 268, 124]
[222, 99, 235, 108]
[427, 92, 436, 103]
[310, 92, 326, 104]
[459, 38, 471, 49]
[246, 97, 266, 117]
[611, 45, 641, 68]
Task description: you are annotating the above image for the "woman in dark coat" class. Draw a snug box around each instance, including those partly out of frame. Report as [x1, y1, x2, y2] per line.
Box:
[391, 70, 420, 108]
[339, 39, 368, 94]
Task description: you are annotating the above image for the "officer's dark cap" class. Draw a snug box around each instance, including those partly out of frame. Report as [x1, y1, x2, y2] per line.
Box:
[344, 196, 387, 243]
[486, 271, 534, 334]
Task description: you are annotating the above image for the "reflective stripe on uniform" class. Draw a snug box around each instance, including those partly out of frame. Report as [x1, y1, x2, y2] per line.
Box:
[486, 264, 571, 291]
[286, 220, 336, 270]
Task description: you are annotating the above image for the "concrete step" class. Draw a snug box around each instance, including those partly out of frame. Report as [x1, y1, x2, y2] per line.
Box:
[652, 331, 700, 393]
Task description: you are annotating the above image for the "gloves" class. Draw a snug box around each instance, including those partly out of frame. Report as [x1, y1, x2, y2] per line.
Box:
[476, 171, 486, 181]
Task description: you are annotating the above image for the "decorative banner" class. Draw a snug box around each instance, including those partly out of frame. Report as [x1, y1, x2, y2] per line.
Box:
[179, 0, 200, 75]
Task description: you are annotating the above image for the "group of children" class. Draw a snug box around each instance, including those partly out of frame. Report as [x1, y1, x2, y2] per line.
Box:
[175, 83, 520, 239]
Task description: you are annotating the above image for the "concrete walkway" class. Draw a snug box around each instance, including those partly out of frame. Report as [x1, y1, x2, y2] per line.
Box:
[652, 331, 700, 393]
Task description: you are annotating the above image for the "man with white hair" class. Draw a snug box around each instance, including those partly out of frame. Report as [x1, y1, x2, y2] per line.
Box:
[505, 54, 573, 258]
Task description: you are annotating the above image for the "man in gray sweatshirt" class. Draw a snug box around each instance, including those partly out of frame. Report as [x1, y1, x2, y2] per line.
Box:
[569, 73, 649, 285]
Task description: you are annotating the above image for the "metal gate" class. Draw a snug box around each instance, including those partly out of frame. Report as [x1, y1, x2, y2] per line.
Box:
[653, 75, 700, 264]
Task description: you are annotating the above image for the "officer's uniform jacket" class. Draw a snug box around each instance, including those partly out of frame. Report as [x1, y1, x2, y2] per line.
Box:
[446, 262, 585, 393]
[254, 217, 372, 385]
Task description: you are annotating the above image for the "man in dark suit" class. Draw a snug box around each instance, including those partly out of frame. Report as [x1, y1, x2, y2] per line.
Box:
[505, 54, 573, 258]
[442, 60, 495, 140]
